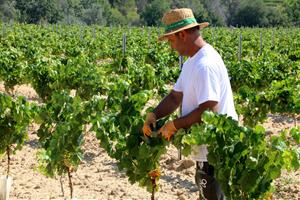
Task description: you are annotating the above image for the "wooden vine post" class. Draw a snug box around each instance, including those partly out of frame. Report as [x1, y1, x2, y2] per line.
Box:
[122, 33, 127, 56]
[238, 33, 242, 61]
[6, 146, 10, 178]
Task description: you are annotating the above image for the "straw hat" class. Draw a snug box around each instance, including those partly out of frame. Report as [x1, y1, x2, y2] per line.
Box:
[158, 8, 209, 41]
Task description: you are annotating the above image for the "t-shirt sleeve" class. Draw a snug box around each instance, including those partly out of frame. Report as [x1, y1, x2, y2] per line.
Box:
[194, 65, 220, 105]
[173, 72, 183, 92]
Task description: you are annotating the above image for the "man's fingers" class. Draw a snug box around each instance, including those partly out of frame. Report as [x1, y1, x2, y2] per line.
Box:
[166, 135, 171, 141]
[164, 133, 171, 141]
[160, 130, 169, 140]
[143, 125, 152, 136]
[158, 127, 164, 135]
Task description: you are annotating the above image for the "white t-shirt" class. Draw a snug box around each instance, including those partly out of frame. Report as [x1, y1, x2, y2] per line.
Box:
[173, 43, 238, 161]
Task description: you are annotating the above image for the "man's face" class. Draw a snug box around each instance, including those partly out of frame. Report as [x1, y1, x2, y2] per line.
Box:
[166, 32, 186, 55]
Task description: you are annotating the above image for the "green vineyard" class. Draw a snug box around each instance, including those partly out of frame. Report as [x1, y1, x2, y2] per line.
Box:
[0, 24, 299, 199]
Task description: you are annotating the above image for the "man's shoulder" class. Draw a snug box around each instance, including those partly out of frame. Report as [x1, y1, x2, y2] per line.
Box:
[198, 49, 224, 68]
[195, 57, 215, 70]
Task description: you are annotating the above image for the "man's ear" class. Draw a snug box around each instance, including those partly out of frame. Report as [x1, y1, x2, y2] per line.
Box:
[179, 30, 188, 41]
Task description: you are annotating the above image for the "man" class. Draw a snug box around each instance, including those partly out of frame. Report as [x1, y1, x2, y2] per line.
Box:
[142, 8, 238, 200]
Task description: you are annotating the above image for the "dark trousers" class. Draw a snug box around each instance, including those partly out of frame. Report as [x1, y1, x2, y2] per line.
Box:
[195, 161, 225, 200]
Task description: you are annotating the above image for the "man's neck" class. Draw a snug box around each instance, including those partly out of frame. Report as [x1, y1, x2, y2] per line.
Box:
[189, 36, 206, 57]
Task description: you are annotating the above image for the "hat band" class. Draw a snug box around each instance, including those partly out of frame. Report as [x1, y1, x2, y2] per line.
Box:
[165, 18, 197, 32]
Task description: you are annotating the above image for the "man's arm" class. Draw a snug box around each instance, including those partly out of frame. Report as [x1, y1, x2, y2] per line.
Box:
[173, 100, 218, 129]
[153, 90, 183, 119]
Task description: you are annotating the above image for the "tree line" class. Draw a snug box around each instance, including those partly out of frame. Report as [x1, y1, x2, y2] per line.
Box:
[0, 0, 299, 27]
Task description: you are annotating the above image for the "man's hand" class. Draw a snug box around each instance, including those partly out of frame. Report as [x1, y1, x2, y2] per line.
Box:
[142, 112, 157, 136]
[158, 121, 177, 141]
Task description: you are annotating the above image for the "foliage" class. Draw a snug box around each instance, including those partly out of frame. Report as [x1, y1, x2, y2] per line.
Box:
[0, 93, 35, 157]
[37, 91, 86, 177]
[175, 111, 300, 200]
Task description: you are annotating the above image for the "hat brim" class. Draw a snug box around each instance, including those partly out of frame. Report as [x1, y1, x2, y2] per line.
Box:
[158, 22, 209, 41]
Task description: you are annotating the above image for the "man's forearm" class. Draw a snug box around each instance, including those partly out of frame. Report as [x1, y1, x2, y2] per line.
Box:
[173, 101, 218, 129]
[153, 91, 182, 119]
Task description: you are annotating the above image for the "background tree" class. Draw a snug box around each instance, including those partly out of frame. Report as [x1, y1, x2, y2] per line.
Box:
[57, 0, 84, 24]
[141, 0, 171, 26]
[118, 0, 139, 25]
[80, 0, 111, 25]
[264, 6, 288, 27]
[201, 0, 227, 26]
[107, 7, 126, 25]
[282, 0, 300, 26]
[15, 0, 62, 24]
[135, 0, 149, 14]
[0, 0, 19, 23]
[221, 0, 241, 26]
[232, 0, 268, 27]
[1, 0, 299, 27]
[81, 4, 106, 25]
[104, 0, 139, 25]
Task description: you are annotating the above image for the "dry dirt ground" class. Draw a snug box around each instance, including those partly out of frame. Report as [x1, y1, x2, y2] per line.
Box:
[0, 84, 299, 200]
